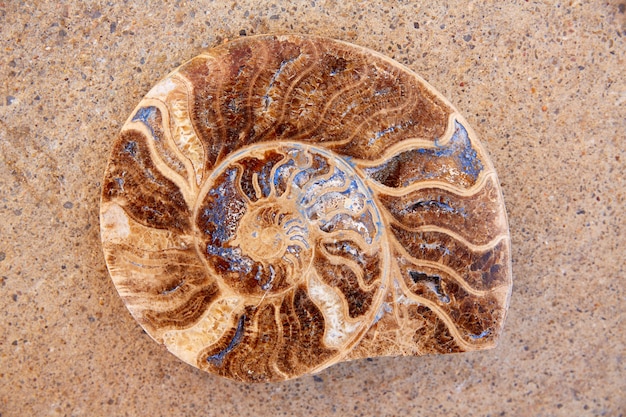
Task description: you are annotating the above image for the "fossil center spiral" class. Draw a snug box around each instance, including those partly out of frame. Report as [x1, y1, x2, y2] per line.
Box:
[195, 143, 385, 299]
[234, 204, 303, 261]
[239, 214, 284, 260]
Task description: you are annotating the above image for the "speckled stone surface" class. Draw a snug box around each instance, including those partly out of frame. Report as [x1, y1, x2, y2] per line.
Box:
[0, 1, 624, 416]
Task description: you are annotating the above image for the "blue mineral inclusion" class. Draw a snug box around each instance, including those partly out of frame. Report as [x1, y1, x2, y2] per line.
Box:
[364, 120, 484, 184]
[123, 141, 137, 157]
[203, 168, 244, 246]
[131, 106, 158, 138]
[205, 245, 252, 274]
[263, 58, 296, 111]
[258, 170, 271, 197]
[206, 315, 246, 366]
[368, 125, 397, 145]
[132, 106, 156, 123]
[273, 159, 295, 189]
[409, 199, 467, 218]
[416, 121, 483, 180]
[469, 329, 491, 340]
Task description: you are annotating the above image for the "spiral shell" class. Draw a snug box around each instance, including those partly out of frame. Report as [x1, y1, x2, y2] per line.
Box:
[100, 34, 512, 382]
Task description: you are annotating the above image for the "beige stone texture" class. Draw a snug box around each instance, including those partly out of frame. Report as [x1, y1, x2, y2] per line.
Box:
[0, 1, 624, 416]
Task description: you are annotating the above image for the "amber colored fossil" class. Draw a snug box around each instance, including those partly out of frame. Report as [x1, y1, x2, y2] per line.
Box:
[100, 34, 512, 382]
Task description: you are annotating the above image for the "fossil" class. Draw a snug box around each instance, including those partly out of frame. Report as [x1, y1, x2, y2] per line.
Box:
[100, 34, 512, 382]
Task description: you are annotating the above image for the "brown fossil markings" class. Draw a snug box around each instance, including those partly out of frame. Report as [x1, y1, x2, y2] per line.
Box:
[100, 35, 512, 382]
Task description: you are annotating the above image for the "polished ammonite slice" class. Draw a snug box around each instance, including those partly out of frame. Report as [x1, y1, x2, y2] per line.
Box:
[100, 34, 512, 382]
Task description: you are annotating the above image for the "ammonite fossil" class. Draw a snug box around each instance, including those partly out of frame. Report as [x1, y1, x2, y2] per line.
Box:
[100, 34, 512, 382]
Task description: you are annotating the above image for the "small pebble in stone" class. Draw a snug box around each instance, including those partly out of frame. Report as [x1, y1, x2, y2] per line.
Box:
[0, 252, 6, 262]
[63, 201, 74, 209]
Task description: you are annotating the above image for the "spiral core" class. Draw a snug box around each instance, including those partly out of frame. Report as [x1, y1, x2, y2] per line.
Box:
[197, 144, 386, 301]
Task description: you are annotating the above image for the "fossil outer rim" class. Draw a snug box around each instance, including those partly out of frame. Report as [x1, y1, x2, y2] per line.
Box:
[100, 34, 513, 382]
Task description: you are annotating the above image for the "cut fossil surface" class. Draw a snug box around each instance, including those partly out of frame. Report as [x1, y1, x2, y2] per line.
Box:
[100, 34, 512, 382]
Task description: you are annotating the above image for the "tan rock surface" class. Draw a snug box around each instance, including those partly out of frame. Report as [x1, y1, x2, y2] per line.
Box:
[0, 1, 624, 415]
